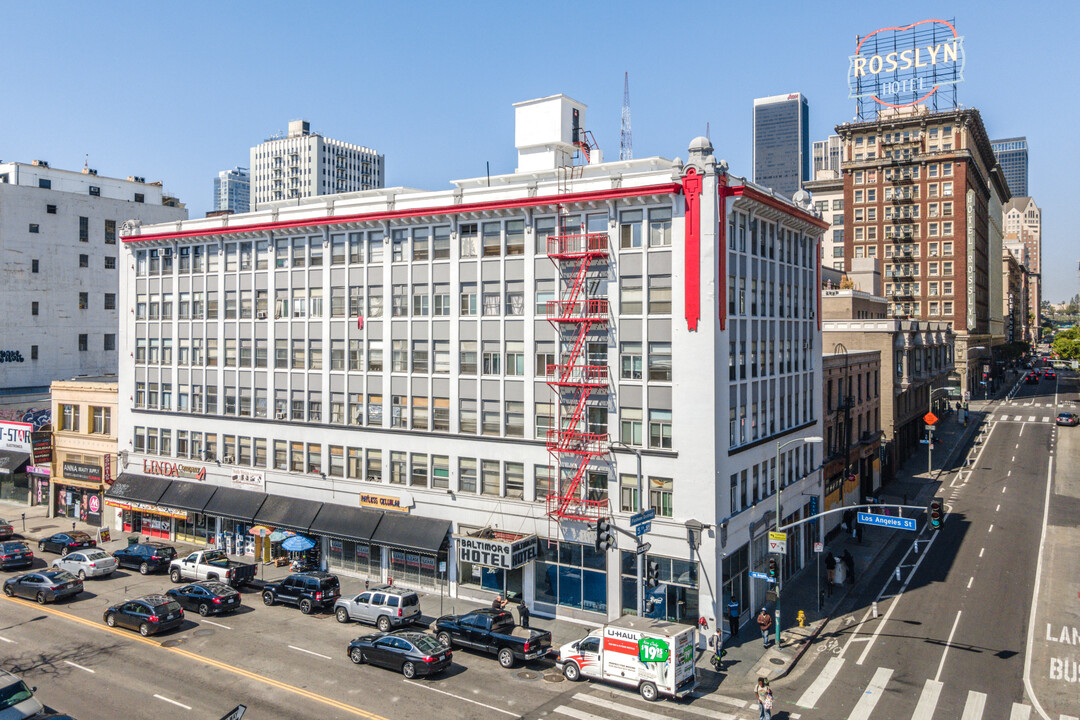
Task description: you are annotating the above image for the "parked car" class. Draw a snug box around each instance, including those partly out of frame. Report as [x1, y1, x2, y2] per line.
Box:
[1056, 412, 1079, 427]
[166, 581, 241, 616]
[347, 630, 452, 678]
[334, 585, 421, 630]
[103, 594, 184, 636]
[3, 569, 82, 604]
[0, 669, 44, 719]
[51, 549, 117, 580]
[168, 549, 257, 588]
[112, 542, 176, 575]
[37, 531, 95, 556]
[261, 571, 340, 615]
[434, 608, 552, 668]
[0, 519, 13, 541]
[0, 541, 34, 571]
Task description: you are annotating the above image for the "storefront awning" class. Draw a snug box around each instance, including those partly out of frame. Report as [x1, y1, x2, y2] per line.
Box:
[370, 512, 451, 555]
[158, 480, 218, 514]
[0, 451, 31, 476]
[309, 503, 382, 542]
[201, 487, 267, 524]
[105, 473, 172, 504]
[253, 495, 323, 534]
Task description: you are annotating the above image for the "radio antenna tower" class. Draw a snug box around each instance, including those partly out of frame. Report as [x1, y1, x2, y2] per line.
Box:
[620, 72, 633, 161]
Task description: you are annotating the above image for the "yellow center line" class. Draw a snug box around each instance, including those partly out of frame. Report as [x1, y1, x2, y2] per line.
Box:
[2, 596, 388, 720]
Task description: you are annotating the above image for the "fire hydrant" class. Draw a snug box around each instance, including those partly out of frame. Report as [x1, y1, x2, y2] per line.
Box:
[797, 610, 806, 627]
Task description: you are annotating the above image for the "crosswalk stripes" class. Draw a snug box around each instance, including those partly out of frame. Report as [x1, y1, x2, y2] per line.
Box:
[1009, 703, 1032, 719]
[795, 655, 843, 708]
[847, 666, 893, 720]
[910, 679, 942, 720]
[961, 690, 987, 719]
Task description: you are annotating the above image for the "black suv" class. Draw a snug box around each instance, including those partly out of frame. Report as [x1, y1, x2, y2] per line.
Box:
[103, 594, 184, 636]
[112, 542, 176, 575]
[262, 571, 340, 614]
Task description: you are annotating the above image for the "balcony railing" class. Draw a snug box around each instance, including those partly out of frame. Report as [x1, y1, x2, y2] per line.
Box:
[546, 299, 610, 322]
[545, 429, 609, 456]
[545, 364, 609, 388]
[547, 232, 609, 259]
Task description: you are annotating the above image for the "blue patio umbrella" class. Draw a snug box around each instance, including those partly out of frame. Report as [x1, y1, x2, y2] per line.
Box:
[281, 534, 316, 552]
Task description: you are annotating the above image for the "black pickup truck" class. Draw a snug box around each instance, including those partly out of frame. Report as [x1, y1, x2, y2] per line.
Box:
[434, 608, 551, 668]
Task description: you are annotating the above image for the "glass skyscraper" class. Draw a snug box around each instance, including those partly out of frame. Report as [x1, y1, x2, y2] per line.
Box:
[213, 166, 251, 214]
[753, 93, 810, 199]
[991, 137, 1028, 198]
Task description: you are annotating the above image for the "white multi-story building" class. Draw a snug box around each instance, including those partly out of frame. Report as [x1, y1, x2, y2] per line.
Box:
[812, 135, 842, 177]
[213, 166, 250, 214]
[115, 96, 825, 632]
[249, 120, 384, 210]
[0, 161, 187, 390]
[805, 172, 844, 271]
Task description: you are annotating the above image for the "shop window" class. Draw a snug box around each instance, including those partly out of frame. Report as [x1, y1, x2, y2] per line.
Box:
[620, 552, 698, 622]
[535, 539, 606, 613]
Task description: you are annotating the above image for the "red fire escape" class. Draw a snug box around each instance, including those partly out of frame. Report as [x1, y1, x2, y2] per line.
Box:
[544, 223, 610, 523]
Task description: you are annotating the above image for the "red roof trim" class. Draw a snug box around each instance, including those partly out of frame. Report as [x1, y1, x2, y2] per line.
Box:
[721, 185, 829, 230]
[123, 183, 684, 243]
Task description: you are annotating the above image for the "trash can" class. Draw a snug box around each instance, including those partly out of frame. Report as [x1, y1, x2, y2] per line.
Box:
[128, 535, 139, 546]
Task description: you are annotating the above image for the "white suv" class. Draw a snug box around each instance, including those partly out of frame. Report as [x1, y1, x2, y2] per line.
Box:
[334, 585, 422, 631]
[0, 669, 44, 719]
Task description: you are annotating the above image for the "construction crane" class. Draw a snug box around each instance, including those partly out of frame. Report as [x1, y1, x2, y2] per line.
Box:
[620, 72, 632, 161]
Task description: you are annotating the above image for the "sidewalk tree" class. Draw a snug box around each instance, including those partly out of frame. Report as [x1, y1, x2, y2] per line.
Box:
[1051, 327, 1080, 360]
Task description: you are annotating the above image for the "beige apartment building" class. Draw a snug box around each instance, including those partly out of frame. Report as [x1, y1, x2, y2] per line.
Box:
[50, 376, 119, 528]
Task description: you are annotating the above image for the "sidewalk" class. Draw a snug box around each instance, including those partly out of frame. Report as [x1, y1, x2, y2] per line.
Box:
[698, 383, 1013, 690]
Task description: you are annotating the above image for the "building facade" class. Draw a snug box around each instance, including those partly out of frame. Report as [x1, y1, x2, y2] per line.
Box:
[805, 173, 844, 271]
[753, 93, 810, 199]
[0, 161, 188, 391]
[821, 350, 881, 535]
[991, 137, 1028, 198]
[837, 106, 1009, 399]
[1002, 246, 1027, 345]
[50, 377, 118, 528]
[822, 289, 954, 481]
[250, 120, 385, 210]
[1003, 196, 1041, 341]
[812, 135, 842, 177]
[213, 167, 250, 214]
[116, 95, 826, 631]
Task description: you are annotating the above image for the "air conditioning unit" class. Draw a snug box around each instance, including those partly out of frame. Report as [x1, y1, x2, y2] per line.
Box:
[276, 411, 287, 420]
[257, 312, 267, 319]
[222, 455, 235, 465]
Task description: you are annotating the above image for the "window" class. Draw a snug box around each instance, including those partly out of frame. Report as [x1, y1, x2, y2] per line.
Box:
[648, 275, 671, 314]
[459, 458, 477, 493]
[78, 292, 88, 310]
[392, 229, 407, 262]
[392, 340, 408, 372]
[459, 223, 478, 258]
[90, 407, 111, 435]
[31, 301, 38, 316]
[505, 462, 525, 499]
[649, 409, 672, 449]
[60, 404, 79, 432]
[620, 342, 642, 379]
[649, 477, 673, 518]
[412, 397, 429, 430]
[648, 208, 672, 247]
[535, 217, 556, 254]
[481, 460, 500, 495]
[432, 397, 450, 431]
[505, 282, 524, 315]
[29, 223, 39, 234]
[535, 343, 555, 378]
[104, 293, 116, 310]
[412, 285, 429, 316]
[482, 283, 500, 316]
[105, 220, 116, 244]
[433, 226, 451, 260]
[620, 276, 642, 314]
[620, 407, 642, 445]
[79, 216, 89, 242]
[648, 342, 672, 381]
[620, 209, 642, 249]
[482, 222, 501, 257]
[32, 259, 39, 273]
[460, 283, 477, 316]
[46, 204, 56, 214]
[482, 342, 500, 375]
[536, 402, 554, 440]
[410, 453, 428, 487]
[433, 284, 450, 316]
[460, 341, 477, 375]
[620, 474, 639, 513]
[505, 401, 525, 437]
[412, 341, 428, 373]
[104, 334, 115, 351]
[505, 219, 525, 255]
[481, 400, 500, 436]
[505, 341, 524, 376]
[392, 285, 408, 317]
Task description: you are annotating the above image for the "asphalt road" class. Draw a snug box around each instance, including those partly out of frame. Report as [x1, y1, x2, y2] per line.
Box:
[781, 369, 1063, 720]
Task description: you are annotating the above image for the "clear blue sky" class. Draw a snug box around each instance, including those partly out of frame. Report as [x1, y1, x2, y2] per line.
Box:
[3, 1, 1075, 300]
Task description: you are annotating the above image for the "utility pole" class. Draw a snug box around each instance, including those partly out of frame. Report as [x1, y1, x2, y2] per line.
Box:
[774, 435, 822, 647]
[613, 442, 645, 616]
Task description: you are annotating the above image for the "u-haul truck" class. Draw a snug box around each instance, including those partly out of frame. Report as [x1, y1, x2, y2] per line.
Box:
[556, 616, 697, 701]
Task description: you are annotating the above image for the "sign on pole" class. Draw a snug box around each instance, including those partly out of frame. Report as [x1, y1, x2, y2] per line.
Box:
[814, 542, 824, 553]
[636, 542, 652, 555]
[218, 705, 247, 720]
[923, 412, 938, 426]
[857, 512, 917, 532]
[768, 531, 787, 555]
[750, 570, 776, 584]
[630, 509, 656, 526]
[634, 521, 651, 537]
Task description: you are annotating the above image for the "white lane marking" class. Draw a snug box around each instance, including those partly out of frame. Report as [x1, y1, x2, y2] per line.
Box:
[848, 667, 893, 720]
[154, 694, 192, 710]
[688, 689, 746, 707]
[576, 693, 705, 720]
[1060, 715, 1079, 720]
[989, 524, 994, 533]
[1043, 417, 1050, 423]
[1023, 455, 1057, 720]
[1028, 416, 1036, 422]
[796, 656, 845, 708]
[405, 679, 519, 717]
[1012, 456, 1016, 462]
[935, 610, 963, 681]
[556, 707, 606, 720]
[961, 690, 987, 720]
[64, 660, 95, 673]
[1016, 443, 1020, 448]
[996, 504, 1001, 512]
[1003, 485, 1008, 492]
[967, 577, 974, 589]
[980, 548, 985, 557]
[911, 679, 943, 720]
[605, 685, 744, 710]
[287, 644, 331, 660]
[0, 636, 14, 644]
[1009, 703, 1032, 720]
[1020, 423, 1025, 436]
[201, 619, 231, 629]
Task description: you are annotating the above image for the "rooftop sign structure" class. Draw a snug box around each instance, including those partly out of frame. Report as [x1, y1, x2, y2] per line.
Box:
[848, 18, 965, 120]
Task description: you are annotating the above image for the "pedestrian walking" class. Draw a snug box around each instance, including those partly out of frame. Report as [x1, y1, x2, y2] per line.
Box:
[492, 594, 507, 610]
[753, 677, 774, 720]
[709, 629, 726, 670]
[855, 519, 864, 544]
[756, 607, 773, 648]
[842, 550, 856, 584]
[842, 508, 855, 533]
[517, 601, 530, 629]
[825, 551, 836, 587]
[728, 597, 741, 634]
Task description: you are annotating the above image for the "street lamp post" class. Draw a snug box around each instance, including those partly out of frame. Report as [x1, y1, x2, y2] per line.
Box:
[774, 435, 822, 647]
[928, 387, 951, 474]
[612, 442, 645, 617]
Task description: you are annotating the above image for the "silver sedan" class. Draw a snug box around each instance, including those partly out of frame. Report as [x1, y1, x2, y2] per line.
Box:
[51, 549, 117, 579]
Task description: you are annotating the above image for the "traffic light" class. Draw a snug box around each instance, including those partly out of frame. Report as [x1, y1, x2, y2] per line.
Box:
[928, 497, 944, 530]
[595, 518, 616, 552]
[767, 556, 778, 580]
[646, 560, 660, 588]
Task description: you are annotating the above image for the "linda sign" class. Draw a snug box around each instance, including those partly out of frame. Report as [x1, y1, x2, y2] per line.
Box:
[142, 458, 207, 482]
[848, 19, 965, 109]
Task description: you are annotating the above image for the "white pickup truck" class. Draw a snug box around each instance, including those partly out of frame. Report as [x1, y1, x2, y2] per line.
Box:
[168, 549, 257, 588]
